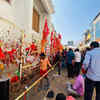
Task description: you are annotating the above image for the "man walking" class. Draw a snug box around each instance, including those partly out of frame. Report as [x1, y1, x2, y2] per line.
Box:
[83, 41, 100, 100]
[66, 48, 75, 78]
[74, 48, 81, 76]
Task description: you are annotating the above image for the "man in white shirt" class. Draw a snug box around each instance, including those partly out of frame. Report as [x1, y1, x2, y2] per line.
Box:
[74, 48, 81, 76]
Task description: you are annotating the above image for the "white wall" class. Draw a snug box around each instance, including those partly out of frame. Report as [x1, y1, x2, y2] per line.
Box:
[0, 1, 15, 23]
[12, 0, 33, 33]
[12, 0, 33, 43]
[0, 0, 33, 43]
[0, 0, 54, 44]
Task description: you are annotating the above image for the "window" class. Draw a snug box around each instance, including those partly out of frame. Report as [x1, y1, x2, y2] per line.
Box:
[32, 8, 40, 33]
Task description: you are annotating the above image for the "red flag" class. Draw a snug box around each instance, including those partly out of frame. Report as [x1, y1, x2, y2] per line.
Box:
[58, 34, 62, 40]
[53, 35, 63, 53]
[53, 36, 56, 49]
[55, 36, 60, 47]
[41, 18, 49, 53]
[42, 18, 49, 40]
[0, 48, 5, 60]
[50, 31, 54, 42]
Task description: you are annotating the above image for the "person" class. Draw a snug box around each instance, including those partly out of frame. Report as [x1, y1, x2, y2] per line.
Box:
[26, 54, 34, 64]
[74, 48, 81, 76]
[55, 51, 62, 75]
[44, 90, 55, 100]
[83, 41, 100, 100]
[39, 53, 52, 90]
[67, 67, 84, 97]
[80, 50, 85, 66]
[66, 48, 75, 78]
[62, 49, 67, 68]
[56, 93, 66, 100]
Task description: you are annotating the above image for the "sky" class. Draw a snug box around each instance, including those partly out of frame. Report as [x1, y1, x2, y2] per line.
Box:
[52, 0, 100, 45]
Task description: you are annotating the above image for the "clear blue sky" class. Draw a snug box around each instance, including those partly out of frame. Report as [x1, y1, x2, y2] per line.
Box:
[52, 0, 100, 45]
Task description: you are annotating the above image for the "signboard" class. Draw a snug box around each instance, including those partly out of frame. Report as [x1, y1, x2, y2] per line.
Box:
[67, 41, 74, 46]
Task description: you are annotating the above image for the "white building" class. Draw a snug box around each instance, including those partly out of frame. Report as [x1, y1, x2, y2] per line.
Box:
[92, 12, 100, 42]
[0, 0, 54, 46]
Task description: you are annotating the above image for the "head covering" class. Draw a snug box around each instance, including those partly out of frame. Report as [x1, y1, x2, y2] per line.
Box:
[46, 90, 54, 98]
[56, 93, 66, 100]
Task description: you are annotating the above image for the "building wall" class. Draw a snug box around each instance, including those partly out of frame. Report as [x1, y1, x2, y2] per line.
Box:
[0, 0, 33, 43]
[0, 0, 54, 45]
[0, 1, 14, 22]
[32, 0, 54, 43]
[12, 0, 33, 33]
[92, 15, 100, 41]
[12, 0, 33, 43]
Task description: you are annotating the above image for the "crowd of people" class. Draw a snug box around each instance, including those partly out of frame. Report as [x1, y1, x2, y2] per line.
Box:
[40, 41, 100, 100]
[0, 39, 100, 100]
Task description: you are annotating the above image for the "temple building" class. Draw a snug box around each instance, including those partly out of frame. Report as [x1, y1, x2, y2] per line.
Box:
[0, 0, 55, 48]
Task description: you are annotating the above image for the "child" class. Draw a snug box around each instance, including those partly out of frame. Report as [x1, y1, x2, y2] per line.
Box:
[67, 68, 84, 97]
[39, 53, 52, 90]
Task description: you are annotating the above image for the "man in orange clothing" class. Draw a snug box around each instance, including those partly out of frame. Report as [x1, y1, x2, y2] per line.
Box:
[39, 53, 52, 90]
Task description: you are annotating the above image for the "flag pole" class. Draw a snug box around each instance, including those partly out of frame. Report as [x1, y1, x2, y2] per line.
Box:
[20, 30, 24, 80]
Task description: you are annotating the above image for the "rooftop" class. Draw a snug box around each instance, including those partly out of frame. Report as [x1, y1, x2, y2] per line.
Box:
[92, 12, 100, 23]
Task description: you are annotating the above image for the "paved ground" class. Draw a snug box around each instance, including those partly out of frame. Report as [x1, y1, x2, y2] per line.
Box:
[30, 68, 84, 100]
[6, 65, 94, 100]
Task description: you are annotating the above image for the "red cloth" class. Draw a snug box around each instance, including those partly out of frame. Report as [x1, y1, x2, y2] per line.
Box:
[11, 76, 19, 83]
[58, 34, 62, 40]
[0, 48, 5, 60]
[12, 49, 16, 53]
[82, 68, 87, 74]
[53, 36, 56, 48]
[7, 49, 16, 61]
[40, 70, 47, 77]
[26, 47, 30, 51]
[30, 43, 36, 50]
[50, 31, 54, 42]
[50, 31, 54, 54]
[56, 37, 60, 46]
